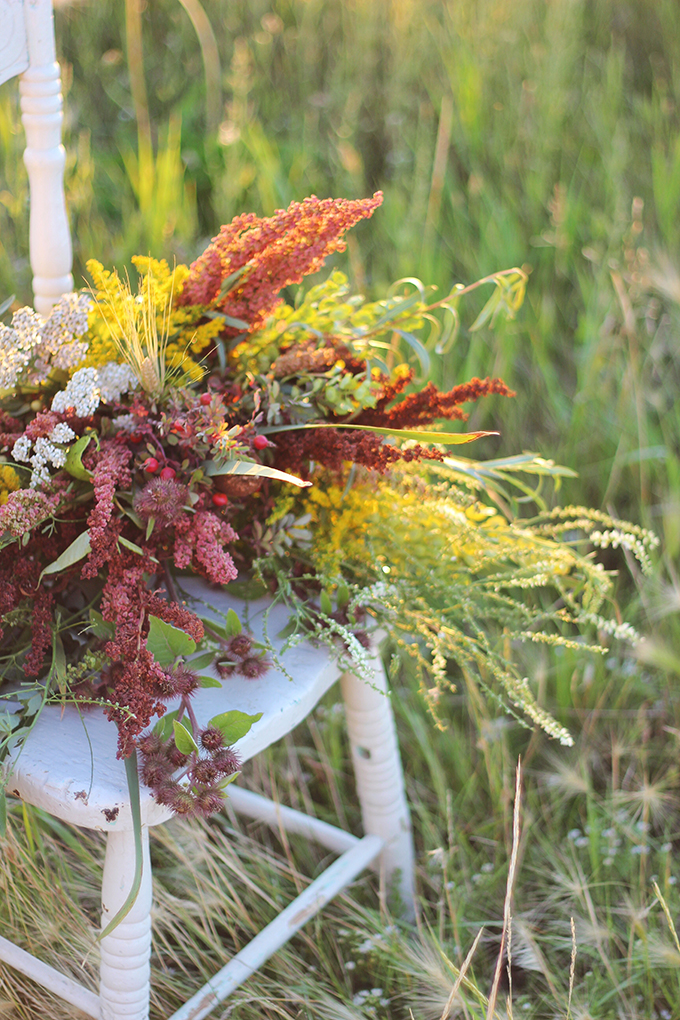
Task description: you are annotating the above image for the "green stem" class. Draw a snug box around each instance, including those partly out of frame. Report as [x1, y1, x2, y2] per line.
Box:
[97, 751, 143, 941]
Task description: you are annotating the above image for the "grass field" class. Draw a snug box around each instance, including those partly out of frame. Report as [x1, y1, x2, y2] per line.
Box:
[1, 0, 680, 1016]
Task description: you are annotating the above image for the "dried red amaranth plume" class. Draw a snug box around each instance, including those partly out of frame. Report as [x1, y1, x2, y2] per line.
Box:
[356, 377, 516, 430]
[178, 192, 383, 335]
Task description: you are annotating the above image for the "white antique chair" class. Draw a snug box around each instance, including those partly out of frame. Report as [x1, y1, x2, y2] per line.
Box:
[0, 4, 415, 1019]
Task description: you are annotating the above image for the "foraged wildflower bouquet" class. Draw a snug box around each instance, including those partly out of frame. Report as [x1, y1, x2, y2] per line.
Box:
[0, 193, 657, 822]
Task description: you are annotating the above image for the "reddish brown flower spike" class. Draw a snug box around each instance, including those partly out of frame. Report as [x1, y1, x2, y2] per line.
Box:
[178, 193, 383, 336]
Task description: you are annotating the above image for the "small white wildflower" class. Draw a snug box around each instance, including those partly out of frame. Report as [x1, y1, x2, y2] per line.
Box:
[48, 422, 76, 444]
[12, 436, 32, 462]
[574, 836, 590, 848]
[33, 436, 67, 469]
[567, 828, 581, 841]
[669, 876, 677, 885]
[661, 843, 672, 853]
[344, 960, 356, 971]
[96, 361, 138, 404]
[111, 414, 137, 432]
[0, 307, 44, 389]
[52, 367, 101, 417]
[481, 861, 494, 873]
[30, 464, 51, 488]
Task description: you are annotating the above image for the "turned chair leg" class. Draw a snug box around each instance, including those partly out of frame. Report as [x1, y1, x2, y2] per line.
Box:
[341, 648, 416, 918]
[100, 826, 153, 1020]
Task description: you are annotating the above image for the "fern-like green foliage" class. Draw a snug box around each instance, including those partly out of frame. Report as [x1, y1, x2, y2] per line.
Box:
[259, 464, 658, 746]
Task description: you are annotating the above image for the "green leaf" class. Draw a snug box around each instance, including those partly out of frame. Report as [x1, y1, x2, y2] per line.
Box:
[336, 582, 350, 610]
[214, 265, 248, 302]
[199, 675, 222, 688]
[197, 616, 229, 640]
[173, 719, 199, 754]
[153, 708, 178, 740]
[224, 608, 242, 638]
[393, 328, 430, 378]
[89, 609, 116, 639]
[188, 651, 217, 671]
[145, 516, 155, 541]
[53, 634, 67, 692]
[262, 422, 497, 445]
[40, 530, 91, 582]
[469, 287, 502, 332]
[97, 753, 143, 941]
[146, 616, 196, 667]
[119, 535, 158, 561]
[205, 460, 311, 487]
[210, 311, 250, 330]
[0, 790, 6, 840]
[24, 692, 43, 716]
[208, 709, 262, 745]
[225, 577, 269, 600]
[217, 771, 240, 790]
[320, 591, 333, 616]
[64, 432, 95, 481]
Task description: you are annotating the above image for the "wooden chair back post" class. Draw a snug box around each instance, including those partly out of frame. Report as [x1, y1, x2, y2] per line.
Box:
[1, 0, 73, 313]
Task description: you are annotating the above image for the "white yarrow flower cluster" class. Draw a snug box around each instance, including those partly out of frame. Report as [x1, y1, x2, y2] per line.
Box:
[0, 308, 45, 389]
[52, 367, 101, 417]
[96, 362, 138, 403]
[0, 293, 92, 389]
[51, 362, 138, 417]
[31, 292, 92, 382]
[12, 422, 77, 487]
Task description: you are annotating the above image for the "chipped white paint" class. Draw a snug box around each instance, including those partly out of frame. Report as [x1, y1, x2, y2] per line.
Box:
[341, 642, 416, 915]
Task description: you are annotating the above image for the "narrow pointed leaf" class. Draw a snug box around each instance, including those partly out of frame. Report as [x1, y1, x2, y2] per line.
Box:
[40, 530, 91, 582]
[263, 422, 497, 445]
[188, 651, 217, 671]
[97, 753, 143, 941]
[199, 675, 222, 688]
[205, 460, 311, 487]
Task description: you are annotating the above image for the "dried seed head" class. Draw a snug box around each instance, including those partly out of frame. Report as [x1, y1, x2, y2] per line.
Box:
[229, 633, 252, 658]
[239, 655, 270, 680]
[200, 726, 224, 751]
